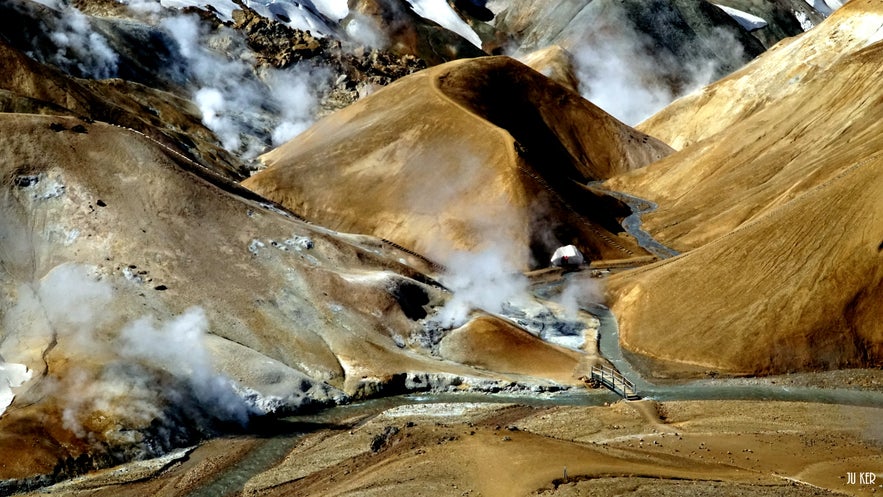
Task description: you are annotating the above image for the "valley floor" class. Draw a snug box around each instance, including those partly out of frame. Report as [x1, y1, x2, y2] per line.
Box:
[21, 392, 883, 497]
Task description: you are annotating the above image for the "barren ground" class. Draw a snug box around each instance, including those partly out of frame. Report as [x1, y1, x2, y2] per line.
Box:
[22, 398, 883, 497]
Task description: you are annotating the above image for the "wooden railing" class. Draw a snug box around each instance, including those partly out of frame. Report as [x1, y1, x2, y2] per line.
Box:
[590, 365, 640, 400]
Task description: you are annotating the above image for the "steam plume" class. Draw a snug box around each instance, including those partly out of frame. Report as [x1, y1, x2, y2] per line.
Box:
[557, 274, 605, 320]
[568, 5, 747, 125]
[3, 264, 253, 453]
[436, 248, 531, 327]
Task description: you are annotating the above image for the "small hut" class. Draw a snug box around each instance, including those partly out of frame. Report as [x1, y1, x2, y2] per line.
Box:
[550, 245, 584, 267]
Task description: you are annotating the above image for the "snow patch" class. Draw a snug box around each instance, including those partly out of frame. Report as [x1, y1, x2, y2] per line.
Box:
[804, 0, 843, 16]
[794, 11, 815, 31]
[852, 14, 883, 47]
[406, 0, 482, 48]
[161, 0, 343, 34]
[0, 363, 32, 417]
[713, 4, 767, 31]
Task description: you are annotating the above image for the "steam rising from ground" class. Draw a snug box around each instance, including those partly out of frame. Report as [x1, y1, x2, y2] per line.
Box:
[160, 13, 323, 155]
[557, 274, 605, 320]
[436, 249, 531, 327]
[568, 5, 746, 125]
[42, 3, 119, 79]
[29, 0, 328, 158]
[2, 264, 252, 451]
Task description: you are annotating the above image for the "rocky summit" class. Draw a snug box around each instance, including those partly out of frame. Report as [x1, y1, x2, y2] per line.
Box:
[0, 1, 881, 496]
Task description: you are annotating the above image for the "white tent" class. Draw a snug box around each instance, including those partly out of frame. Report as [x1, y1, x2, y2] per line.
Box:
[550, 245, 584, 267]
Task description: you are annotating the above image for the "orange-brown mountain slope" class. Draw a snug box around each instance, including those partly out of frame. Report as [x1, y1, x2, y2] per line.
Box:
[243, 55, 673, 269]
[0, 114, 588, 480]
[607, 0, 883, 251]
[604, 3, 883, 377]
[638, 0, 883, 151]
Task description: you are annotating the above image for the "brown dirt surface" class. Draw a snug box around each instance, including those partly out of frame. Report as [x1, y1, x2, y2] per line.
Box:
[608, 147, 883, 376]
[518, 45, 581, 93]
[0, 35, 243, 180]
[602, 3, 883, 376]
[438, 315, 584, 384]
[26, 400, 881, 497]
[0, 114, 587, 482]
[244, 56, 672, 269]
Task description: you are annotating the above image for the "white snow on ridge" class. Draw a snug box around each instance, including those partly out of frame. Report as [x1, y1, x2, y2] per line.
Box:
[0, 363, 32, 417]
[713, 4, 767, 31]
[804, 0, 843, 16]
[160, 0, 348, 35]
[160, 0, 482, 47]
[794, 10, 815, 31]
[406, 0, 483, 48]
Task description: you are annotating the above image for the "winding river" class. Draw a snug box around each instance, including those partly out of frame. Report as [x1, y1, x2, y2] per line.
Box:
[589, 302, 883, 408]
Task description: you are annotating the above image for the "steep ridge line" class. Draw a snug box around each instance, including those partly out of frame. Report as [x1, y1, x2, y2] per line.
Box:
[427, 62, 637, 260]
[104, 121, 309, 222]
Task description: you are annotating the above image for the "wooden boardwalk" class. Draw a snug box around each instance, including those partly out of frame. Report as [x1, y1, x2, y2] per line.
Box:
[589, 365, 640, 400]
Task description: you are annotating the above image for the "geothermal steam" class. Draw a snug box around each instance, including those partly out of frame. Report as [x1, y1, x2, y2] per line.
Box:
[31, 1, 327, 158]
[567, 5, 747, 125]
[3, 264, 252, 450]
[160, 13, 323, 155]
[436, 248, 531, 327]
[557, 273, 605, 320]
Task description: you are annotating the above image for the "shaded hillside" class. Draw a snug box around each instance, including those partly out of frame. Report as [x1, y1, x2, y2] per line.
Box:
[609, 1, 883, 250]
[495, 0, 829, 55]
[244, 56, 672, 269]
[604, 2, 883, 376]
[488, 0, 843, 125]
[495, 0, 765, 77]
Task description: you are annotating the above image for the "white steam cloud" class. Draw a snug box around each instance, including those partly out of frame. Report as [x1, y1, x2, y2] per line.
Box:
[32, 2, 327, 157]
[119, 0, 165, 18]
[436, 249, 531, 328]
[344, 12, 388, 49]
[570, 9, 745, 125]
[557, 274, 605, 320]
[160, 13, 323, 156]
[44, 4, 119, 79]
[2, 264, 252, 450]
